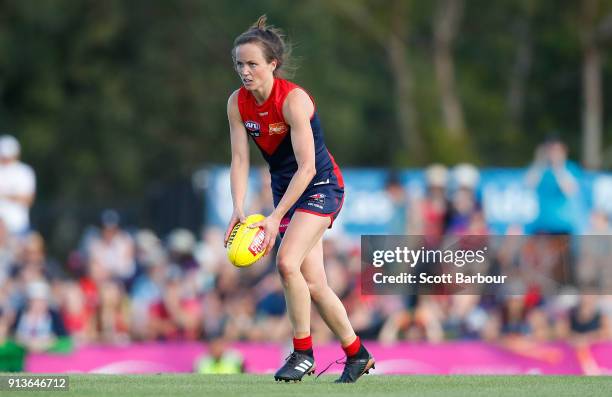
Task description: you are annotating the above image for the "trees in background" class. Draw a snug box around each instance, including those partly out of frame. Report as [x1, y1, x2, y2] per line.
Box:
[580, 0, 612, 169]
[0, 0, 610, 203]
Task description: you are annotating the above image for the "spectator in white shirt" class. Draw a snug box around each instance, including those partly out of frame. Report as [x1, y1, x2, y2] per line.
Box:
[0, 135, 36, 236]
[88, 210, 136, 283]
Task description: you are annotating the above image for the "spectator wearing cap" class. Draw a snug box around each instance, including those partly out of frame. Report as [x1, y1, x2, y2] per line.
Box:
[87, 210, 136, 285]
[0, 135, 36, 236]
[167, 228, 198, 271]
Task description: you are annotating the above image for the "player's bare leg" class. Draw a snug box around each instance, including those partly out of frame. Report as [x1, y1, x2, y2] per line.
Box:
[277, 211, 328, 339]
[302, 236, 375, 382]
[301, 237, 355, 345]
[273, 211, 328, 382]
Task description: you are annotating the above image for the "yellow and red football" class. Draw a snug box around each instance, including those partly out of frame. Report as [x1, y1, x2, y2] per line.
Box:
[226, 214, 267, 267]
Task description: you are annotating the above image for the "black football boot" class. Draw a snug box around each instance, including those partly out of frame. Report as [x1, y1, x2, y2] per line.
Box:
[334, 346, 375, 383]
[274, 351, 316, 382]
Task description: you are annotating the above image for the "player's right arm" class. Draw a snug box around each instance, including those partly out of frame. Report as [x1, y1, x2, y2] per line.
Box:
[224, 90, 249, 247]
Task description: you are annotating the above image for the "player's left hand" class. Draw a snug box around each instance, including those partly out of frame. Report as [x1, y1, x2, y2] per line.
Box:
[248, 214, 280, 256]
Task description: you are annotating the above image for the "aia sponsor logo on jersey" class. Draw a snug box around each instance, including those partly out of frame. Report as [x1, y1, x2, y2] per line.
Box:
[269, 122, 288, 135]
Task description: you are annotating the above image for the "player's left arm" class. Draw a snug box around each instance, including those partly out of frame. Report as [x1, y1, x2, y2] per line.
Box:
[250, 88, 316, 254]
[273, 88, 316, 218]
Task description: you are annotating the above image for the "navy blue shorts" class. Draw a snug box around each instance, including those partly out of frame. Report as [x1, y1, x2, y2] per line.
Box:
[274, 174, 344, 235]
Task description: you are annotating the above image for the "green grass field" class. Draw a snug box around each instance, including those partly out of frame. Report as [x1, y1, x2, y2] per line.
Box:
[2, 374, 612, 397]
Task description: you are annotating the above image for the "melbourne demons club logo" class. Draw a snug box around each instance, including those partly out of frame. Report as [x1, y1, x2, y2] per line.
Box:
[307, 193, 325, 209]
[244, 120, 260, 137]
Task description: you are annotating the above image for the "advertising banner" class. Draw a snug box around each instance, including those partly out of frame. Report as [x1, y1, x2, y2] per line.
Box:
[26, 342, 611, 375]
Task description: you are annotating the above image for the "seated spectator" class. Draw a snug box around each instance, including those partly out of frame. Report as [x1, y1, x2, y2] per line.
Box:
[133, 229, 162, 271]
[222, 293, 257, 341]
[200, 292, 227, 340]
[249, 273, 290, 342]
[411, 164, 450, 247]
[0, 218, 17, 285]
[12, 281, 68, 352]
[194, 226, 226, 279]
[484, 291, 551, 339]
[577, 211, 612, 291]
[59, 281, 94, 344]
[442, 295, 488, 340]
[167, 228, 198, 271]
[17, 232, 64, 280]
[0, 293, 25, 371]
[558, 295, 609, 344]
[95, 280, 130, 344]
[557, 295, 610, 375]
[0, 288, 12, 342]
[88, 210, 136, 284]
[378, 295, 433, 343]
[148, 266, 202, 340]
[130, 248, 168, 340]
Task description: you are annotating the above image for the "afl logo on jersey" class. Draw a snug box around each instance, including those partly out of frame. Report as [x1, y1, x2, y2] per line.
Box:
[244, 121, 261, 137]
[244, 121, 260, 131]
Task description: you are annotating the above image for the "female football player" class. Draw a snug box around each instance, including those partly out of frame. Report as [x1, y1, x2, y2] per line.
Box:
[223, 15, 374, 383]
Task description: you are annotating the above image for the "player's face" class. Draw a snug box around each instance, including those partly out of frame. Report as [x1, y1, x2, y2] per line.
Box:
[234, 43, 276, 91]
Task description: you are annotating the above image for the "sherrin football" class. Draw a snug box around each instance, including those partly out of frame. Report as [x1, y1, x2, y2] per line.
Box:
[226, 214, 267, 267]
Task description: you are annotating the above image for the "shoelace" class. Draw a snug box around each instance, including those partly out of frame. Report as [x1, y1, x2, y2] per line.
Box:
[283, 352, 300, 365]
[316, 356, 345, 379]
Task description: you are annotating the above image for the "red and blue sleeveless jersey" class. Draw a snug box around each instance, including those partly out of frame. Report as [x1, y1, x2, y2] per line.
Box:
[237, 78, 343, 197]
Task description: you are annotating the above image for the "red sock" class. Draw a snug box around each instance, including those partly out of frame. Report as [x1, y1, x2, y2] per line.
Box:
[342, 336, 361, 357]
[293, 335, 312, 352]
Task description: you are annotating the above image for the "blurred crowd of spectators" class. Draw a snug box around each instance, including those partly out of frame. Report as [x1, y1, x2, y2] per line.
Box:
[0, 135, 611, 361]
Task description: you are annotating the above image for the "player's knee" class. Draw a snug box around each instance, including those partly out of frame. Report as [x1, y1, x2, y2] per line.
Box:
[306, 280, 327, 302]
[276, 254, 299, 282]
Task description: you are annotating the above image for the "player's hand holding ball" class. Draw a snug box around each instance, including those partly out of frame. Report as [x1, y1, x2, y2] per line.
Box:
[224, 208, 246, 248]
[226, 213, 270, 267]
[247, 213, 280, 257]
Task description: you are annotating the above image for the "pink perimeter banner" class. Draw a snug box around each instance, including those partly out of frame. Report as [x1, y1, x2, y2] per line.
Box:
[26, 341, 612, 375]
